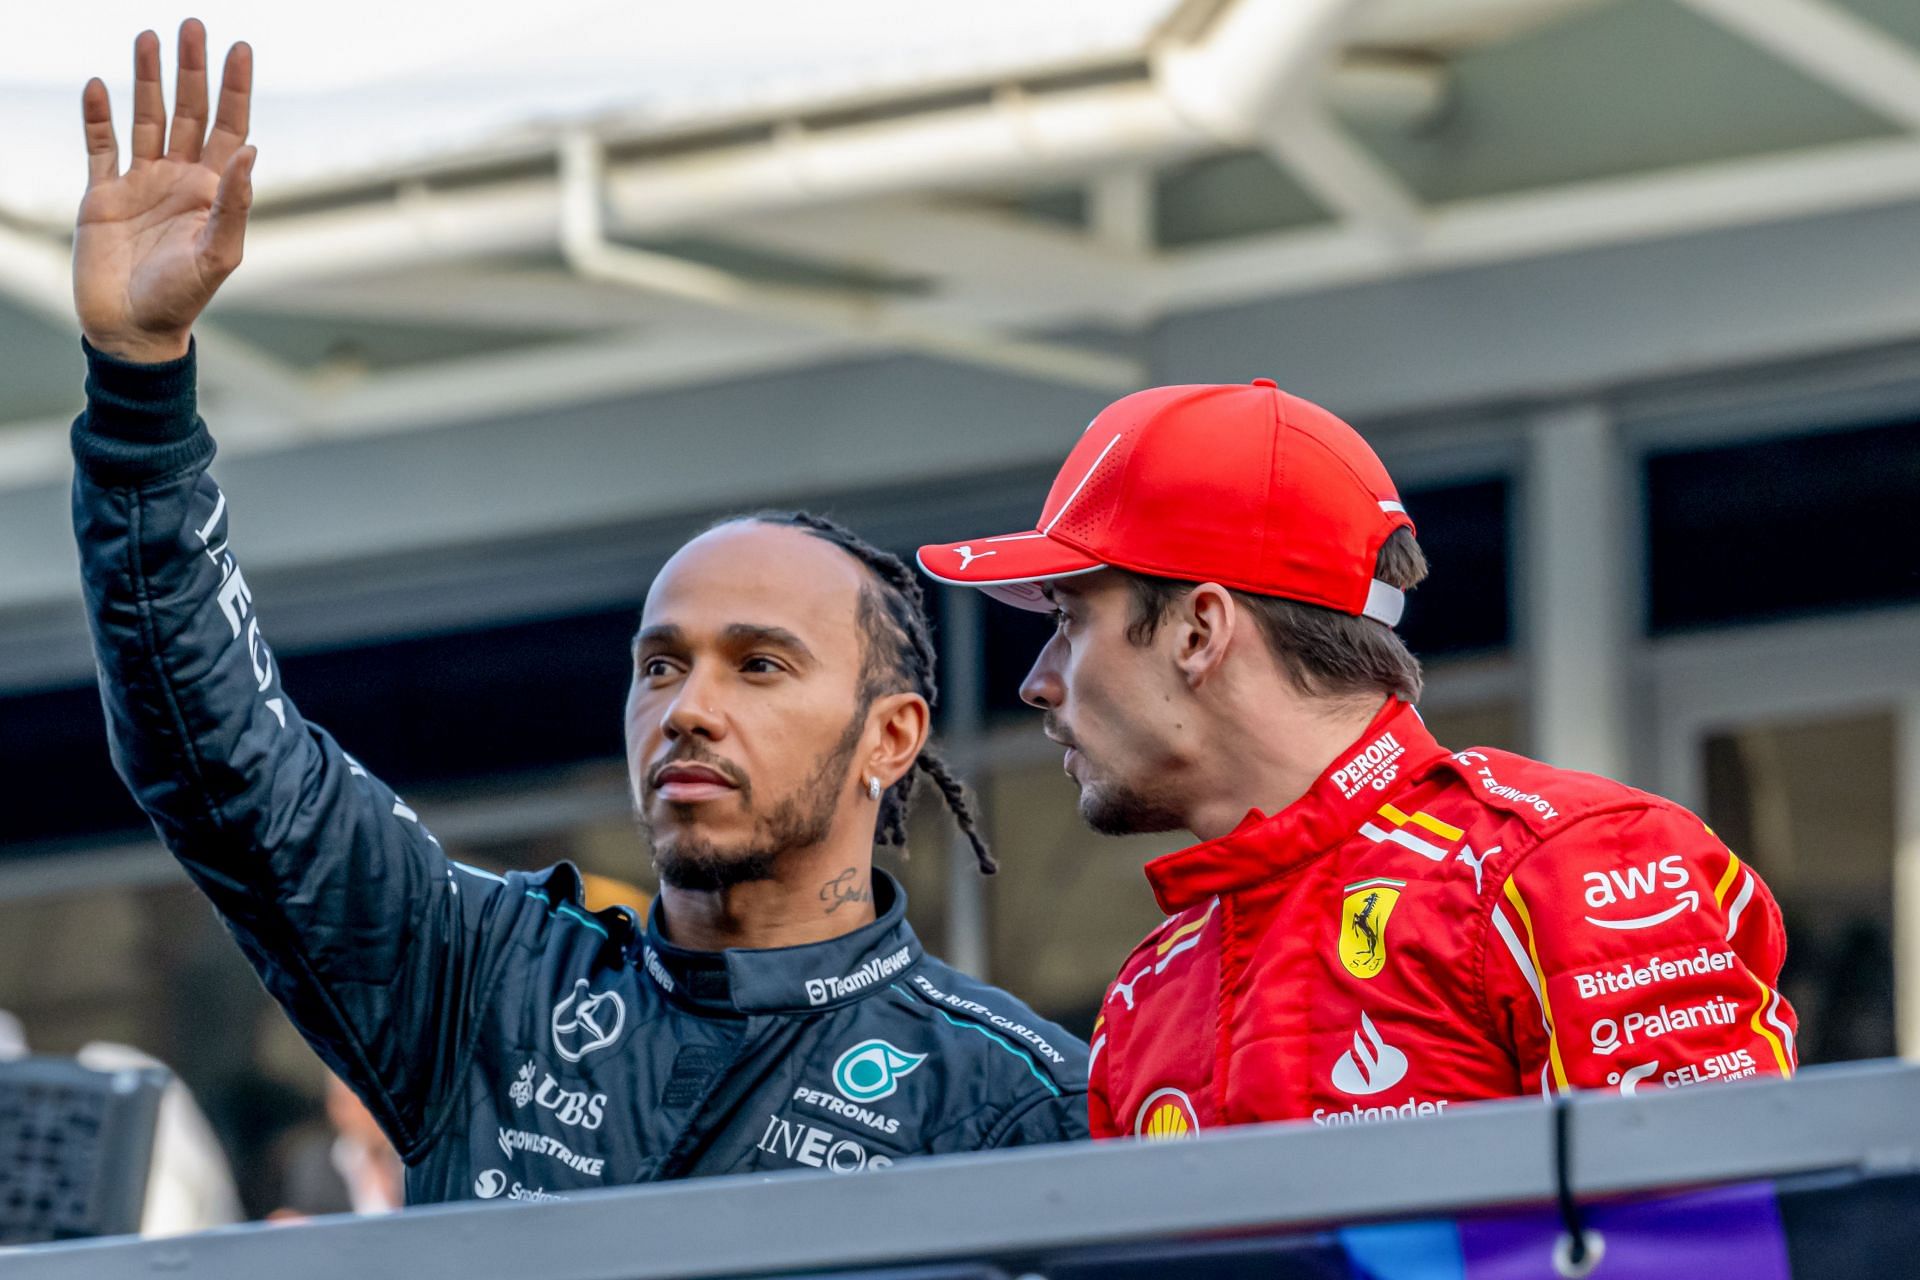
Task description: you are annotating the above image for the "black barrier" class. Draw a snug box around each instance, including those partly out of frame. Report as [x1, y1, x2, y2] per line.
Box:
[0, 1058, 167, 1246]
[4, 1062, 1917, 1278]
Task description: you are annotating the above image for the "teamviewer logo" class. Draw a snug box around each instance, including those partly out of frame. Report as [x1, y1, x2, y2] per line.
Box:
[805, 979, 829, 1006]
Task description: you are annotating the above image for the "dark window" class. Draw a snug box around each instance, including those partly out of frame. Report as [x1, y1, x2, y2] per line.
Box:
[1396, 478, 1512, 659]
[1647, 421, 1920, 633]
[1, 608, 639, 854]
[982, 605, 1057, 720]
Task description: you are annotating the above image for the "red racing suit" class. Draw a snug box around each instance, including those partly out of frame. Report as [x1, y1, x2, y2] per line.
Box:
[1090, 699, 1798, 1138]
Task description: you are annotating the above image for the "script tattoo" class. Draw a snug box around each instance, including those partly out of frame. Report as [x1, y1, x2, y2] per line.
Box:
[820, 868, 874, 914]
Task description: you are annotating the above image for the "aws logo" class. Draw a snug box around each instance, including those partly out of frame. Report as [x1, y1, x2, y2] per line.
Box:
[832, 1039, 926, 1103]
[1133, 1087, 1200, 1140]
[1338, 878, 1404, 980]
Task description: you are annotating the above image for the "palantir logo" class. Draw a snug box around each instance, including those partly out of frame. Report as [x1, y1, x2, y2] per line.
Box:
[473, 1169, 507, 1199]
[1330, 1012, 1409, 1096]
[832, 1039, 927, 1103]
[551, 978, 626, 1063]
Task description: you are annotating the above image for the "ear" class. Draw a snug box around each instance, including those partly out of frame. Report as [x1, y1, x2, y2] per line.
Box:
[1171, 583, 1237, 688]
[865, 691, 931, 788]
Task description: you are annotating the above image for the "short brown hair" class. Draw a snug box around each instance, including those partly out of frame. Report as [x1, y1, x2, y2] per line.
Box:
[1122, 527, 1428, 702]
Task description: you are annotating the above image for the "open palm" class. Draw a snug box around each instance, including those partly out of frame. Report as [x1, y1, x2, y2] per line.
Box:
[73, 21, 255, 364]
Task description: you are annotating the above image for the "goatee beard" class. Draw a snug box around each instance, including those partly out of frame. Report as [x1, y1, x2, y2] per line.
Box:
[1079, 779, 1186, 837]
[643, 698, 868, 890]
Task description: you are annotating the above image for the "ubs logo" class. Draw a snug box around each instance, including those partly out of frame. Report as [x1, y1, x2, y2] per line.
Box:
[551, 979, 626, 1063]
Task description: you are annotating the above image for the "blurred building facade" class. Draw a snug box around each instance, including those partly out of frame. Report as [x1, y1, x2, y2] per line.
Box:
[0, 0, 1917, 1209]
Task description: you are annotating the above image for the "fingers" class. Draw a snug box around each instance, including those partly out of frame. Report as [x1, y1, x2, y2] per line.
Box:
[167, 19, 210, 164]
[130, 30, 166, 166]
[202, 145, 256, 280]
[81, 78, 119, 188]
[201, 41, 253, 174]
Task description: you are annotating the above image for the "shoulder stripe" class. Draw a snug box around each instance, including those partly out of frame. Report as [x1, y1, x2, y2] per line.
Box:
[522, 889, 611, 939]
[1156, 908, 1211, 957]
[1713, 852, 1743, 907]
[1724, 871, 1756, 941]
[934, 1009, 1062, 1097]
[1494, 880, 1570, 1095]
[1751, 977, 1797, 1077]
[1359, 821, 1449, 862]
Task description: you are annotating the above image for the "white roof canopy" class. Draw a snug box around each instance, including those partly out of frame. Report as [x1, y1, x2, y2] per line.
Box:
[2, 0, 1919, 487]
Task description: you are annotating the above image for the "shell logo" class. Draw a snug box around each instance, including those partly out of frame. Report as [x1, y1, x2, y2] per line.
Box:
[1132, 1086, 1200, 1140]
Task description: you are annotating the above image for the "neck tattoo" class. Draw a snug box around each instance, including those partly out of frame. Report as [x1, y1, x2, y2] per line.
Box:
[819, 868, 874, 914]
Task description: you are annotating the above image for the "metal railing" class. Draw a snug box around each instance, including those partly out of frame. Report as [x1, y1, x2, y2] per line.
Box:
[7, 1062, 1918, 1279]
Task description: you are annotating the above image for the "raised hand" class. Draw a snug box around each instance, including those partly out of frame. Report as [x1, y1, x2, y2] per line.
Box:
[73, 20, 255, 364]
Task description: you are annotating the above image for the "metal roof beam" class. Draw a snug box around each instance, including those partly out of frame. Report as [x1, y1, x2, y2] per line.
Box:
[223, 269, 662, 334]
[1265, 107, 1426, 247]
[560, 134, 1143, 391]
[1676, 0, 1920, 132]
[1160, 135, 1920, 314]
[723, 199, 1150, 319]
[0, 222, 311, 425]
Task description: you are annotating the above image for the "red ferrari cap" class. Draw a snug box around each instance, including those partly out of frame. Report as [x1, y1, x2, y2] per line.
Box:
[917, 379, 1414, 625]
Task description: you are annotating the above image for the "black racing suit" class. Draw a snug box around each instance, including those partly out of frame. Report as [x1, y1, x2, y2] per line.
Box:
[70, 340, 1089, 1203]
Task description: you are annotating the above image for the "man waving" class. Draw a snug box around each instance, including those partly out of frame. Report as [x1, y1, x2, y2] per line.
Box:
[71, 22, 1084, 1203]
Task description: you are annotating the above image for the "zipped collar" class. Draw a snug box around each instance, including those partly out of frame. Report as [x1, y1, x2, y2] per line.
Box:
[1143, 699, 1452, 914]
[639, 869, 923, 1015]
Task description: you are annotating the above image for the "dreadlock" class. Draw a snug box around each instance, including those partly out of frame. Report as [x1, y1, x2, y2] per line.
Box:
[733, 510, 997, 875]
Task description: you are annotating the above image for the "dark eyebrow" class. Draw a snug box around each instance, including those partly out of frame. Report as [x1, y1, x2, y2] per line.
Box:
[721, 623, 817, 666]
[634, 623, 685, 650]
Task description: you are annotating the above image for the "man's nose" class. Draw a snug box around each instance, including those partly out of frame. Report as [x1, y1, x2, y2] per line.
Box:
[662, 666, 727, 741]
[1020, 635, 1064, 711]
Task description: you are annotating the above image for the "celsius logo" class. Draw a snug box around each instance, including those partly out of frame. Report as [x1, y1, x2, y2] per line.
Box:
[1331, 1012, 1409, 1096]
[833, 1039, 927, 1103]
[1607, 1061, 1661, 1096]
[551, 979, 626, 1063]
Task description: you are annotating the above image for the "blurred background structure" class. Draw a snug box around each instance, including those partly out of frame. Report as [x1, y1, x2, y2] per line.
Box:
[1, 0, 1918, 1216]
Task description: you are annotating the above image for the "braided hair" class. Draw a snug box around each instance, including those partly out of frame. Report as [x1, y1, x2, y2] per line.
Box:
[739, 510, 997, 874]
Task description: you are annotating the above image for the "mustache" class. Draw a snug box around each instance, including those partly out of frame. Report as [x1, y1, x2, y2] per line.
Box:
[645, 743, 750, 795]
[1043, 714, 1078, 750]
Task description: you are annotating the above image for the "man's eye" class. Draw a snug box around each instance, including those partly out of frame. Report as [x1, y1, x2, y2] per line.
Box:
[1051, 608, 1070, 630]
[641, 657, 676, 678]
[742, 656, 784, 675]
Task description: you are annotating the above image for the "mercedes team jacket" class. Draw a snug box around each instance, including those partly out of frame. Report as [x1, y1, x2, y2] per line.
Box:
[70, 341, 1088, 1203]
[1090, 697, 1799, 1138]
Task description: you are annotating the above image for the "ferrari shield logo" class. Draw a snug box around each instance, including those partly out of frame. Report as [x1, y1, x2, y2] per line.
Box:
[1339, 878, 1404, 980]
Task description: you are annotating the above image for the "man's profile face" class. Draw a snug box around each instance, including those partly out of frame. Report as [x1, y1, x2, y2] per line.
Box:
[627, 523, 873, 890]
[1019, 573, 1190, 836]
